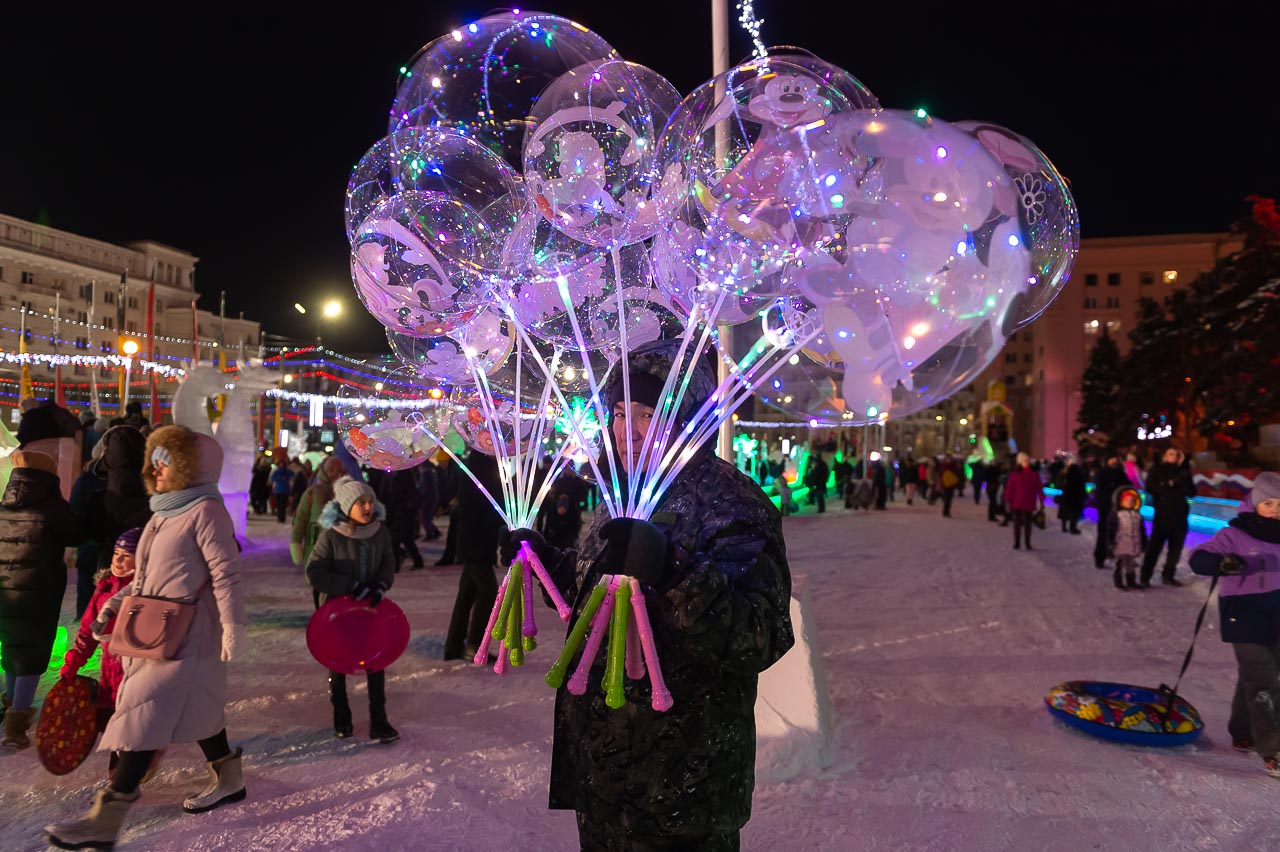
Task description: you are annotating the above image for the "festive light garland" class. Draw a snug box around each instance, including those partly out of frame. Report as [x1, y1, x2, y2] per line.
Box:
[0, 351, 188, 379]
[265, 387, 447, 410]
[736, 0, 768, 60]
[4, 305, 223, 348]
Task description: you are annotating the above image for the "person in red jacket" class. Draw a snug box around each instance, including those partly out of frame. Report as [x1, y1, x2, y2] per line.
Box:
[60, 528, 142, 734]
[1003, 452, 1044, 550]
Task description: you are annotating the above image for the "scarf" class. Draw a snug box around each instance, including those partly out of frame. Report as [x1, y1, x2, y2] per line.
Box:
[1230, 512, 1280, 545]
[149, 482, 224, 518]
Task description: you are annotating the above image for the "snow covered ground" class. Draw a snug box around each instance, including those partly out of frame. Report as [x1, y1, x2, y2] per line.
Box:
[2, 491, 1274, 851]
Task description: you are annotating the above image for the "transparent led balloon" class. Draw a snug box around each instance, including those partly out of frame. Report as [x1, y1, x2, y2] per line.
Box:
[953, 121, 1079, 334]
[653, 55, 878, 300]
[387, 308, 515, 386]
[523, 59, 682, 248]
[448, 390, 538, 457]
[349, 191, 494, 337]
[389, 12, 618, 169]
[334, 372, 440, 471]
[758, 314, 1008, 426]
[503, 241, 682, 352]
[387, 129, 524, 248]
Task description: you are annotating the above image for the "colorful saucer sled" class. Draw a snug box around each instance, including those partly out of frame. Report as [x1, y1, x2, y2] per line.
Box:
[36, 675, 101, 775]
[1045, 681, 1204, 746]
[307, 596, 410, 674]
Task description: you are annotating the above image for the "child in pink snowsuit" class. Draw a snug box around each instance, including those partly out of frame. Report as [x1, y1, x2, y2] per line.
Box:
[60, 528, 142, 731]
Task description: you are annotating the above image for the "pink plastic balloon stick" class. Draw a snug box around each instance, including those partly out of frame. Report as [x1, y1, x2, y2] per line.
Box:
[522, 550, 537, 638]
[494, 641, 509, 675]
[567, 577, 619, 696]
[629, 579, 673, 712]
[625, 616, 646, 680]
[523, 541, 572, 621]
[474, 572, 510, 666]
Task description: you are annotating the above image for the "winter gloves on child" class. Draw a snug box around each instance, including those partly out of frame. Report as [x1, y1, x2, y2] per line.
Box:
[353, 581, 389, 607]
[1217, 554, 1247, 576]
[599, 518, 671, 587]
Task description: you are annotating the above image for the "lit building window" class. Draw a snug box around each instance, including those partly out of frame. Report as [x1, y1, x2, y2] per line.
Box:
[1163, 270, 1178, 284]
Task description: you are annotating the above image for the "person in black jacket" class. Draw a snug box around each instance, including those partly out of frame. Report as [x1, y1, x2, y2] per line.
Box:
[984, 460, 1004, 522]
[442, 450, 505, 660]
[0, 451, 85, 749]
[502, 339, 794, 851]
[68, 447, 109, 620]
[305, 478, 398, 743]
[1056, 457, 1087, 534]
[1091, 453, 1131, 569]
[382, 468, 423, 570]
[1140, 447, 1196, 586]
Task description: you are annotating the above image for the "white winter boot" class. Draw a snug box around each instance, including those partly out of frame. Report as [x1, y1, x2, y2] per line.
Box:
[44, 787, 140, 850]
[182, 747, 246, 813]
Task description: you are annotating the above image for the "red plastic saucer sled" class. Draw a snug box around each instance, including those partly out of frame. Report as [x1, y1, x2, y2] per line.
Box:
[37, 675, 101, 775]
[307, 596, 410, 674]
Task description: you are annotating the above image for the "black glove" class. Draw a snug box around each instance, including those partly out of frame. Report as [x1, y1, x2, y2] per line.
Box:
[1218, 554, 1246, 576]
[598, 518, 670, 586]
[352, 582, 387, 606]
[499, 528, 550, 568]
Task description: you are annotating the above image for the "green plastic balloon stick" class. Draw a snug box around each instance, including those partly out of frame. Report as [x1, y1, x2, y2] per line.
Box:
[492, 560, 520, 641]
[604, 582, 632, 708]
[546, 582, 608, 688]
[508, 576, 525, 667]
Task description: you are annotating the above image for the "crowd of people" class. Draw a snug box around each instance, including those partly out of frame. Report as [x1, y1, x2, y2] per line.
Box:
[3, 339, 795, 850]
[6, 386, 1279, 844]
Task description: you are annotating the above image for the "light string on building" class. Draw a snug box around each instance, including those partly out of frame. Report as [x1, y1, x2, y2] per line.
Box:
[0, 351, 188, 380]
[5, 305, 223, 348]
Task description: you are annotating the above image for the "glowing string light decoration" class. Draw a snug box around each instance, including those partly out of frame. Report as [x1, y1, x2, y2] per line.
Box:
[736, 0, 768, 60]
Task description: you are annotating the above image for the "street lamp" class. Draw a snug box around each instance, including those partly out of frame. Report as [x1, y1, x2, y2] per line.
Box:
[119, 337, 140, 412]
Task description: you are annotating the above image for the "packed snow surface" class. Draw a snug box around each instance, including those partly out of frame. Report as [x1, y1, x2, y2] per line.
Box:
[2, 495, 1273, 850]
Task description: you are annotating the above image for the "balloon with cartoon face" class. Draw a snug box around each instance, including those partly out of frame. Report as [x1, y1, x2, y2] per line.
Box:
[523, 59, 683, 248]
[349, 191, 494, 337]
[652, 55, 879, 319]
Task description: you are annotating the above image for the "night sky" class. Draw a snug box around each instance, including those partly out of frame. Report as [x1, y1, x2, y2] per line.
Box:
[2, 1, 1273, 352]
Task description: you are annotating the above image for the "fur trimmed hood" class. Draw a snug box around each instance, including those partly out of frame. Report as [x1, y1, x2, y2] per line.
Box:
[143, 425, 224, 493]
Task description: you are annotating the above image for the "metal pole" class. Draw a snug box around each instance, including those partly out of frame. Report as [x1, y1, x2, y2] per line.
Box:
[53, 293, 64, 406]
[146, 282, 157, 425]
[712, 0, 733, 462]
[89, 280, 100, 415]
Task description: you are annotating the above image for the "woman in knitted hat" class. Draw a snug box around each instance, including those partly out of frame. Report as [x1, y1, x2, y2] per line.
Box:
[1189, 472, 1280, 776]
[45, 425, 247, 850]
[305, 476, 399, 743]
[0, 450, 84, 750]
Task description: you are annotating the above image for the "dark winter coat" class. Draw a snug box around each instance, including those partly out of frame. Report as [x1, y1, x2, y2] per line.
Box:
[454, 451, 505, 565]
[82, 426, 152, 570]
[69, 460, 109, 577]
[0, 468, 84, 674]
[1056, 463, 1087, 521]
[417, 461, 439, 520]
[804, 455, 830, 490]
[1190, 492, 1280, 645]
[1144, 461, 1195, 525]
[543, 339, 794, 841]
[1091, 464, 1130, 517]
[383, 469, 421, 541]
[305, 501, 396, 607]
